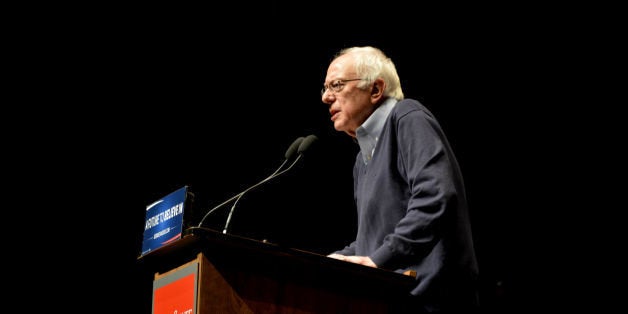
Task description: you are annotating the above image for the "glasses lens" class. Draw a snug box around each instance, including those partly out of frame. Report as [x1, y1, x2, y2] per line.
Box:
[330, 81, 343, 92]
[322, 79, 361, 96]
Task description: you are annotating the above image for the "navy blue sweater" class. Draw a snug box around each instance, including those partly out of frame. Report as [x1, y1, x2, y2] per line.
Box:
[334, 99, 479, 310]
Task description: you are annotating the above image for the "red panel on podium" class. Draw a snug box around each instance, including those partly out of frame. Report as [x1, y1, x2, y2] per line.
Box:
[153, 259, 198, 314]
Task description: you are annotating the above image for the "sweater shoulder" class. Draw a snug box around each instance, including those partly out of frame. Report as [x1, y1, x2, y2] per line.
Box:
[391, 98, 434, 120]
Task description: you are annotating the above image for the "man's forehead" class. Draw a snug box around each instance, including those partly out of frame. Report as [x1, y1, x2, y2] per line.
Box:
[327, 56, 355, 79]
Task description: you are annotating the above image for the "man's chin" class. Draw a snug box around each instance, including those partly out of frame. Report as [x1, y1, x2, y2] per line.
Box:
[333, 121, 345, 132]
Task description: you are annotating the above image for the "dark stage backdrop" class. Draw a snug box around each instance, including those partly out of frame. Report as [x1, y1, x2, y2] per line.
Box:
[51, 3, 578, 313]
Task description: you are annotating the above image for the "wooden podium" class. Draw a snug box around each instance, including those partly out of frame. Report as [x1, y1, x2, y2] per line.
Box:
[140, 227, 416, 314]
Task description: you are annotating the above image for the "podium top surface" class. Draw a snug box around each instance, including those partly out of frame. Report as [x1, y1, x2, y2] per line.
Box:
[139, 227, 416, 295]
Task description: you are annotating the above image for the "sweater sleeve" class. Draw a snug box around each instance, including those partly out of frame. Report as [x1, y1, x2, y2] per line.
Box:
[370, 106, 460, 269]
[333, 241, 357, 256]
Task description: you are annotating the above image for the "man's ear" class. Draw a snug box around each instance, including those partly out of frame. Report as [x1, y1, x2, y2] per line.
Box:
[371, 80, 384, 97]
[370, 79, 385, 104]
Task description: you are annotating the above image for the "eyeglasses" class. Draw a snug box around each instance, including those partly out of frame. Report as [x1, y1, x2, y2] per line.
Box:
[321, 78, 364, 96]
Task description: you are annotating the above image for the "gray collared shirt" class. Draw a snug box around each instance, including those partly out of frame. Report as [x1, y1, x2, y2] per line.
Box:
[355, 98, 398, 165]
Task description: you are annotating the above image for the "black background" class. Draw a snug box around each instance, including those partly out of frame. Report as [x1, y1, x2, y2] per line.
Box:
[21, 2, 617, 313]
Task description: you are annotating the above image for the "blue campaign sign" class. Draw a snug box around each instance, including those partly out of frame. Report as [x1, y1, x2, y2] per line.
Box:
[141, 186, 189, 257]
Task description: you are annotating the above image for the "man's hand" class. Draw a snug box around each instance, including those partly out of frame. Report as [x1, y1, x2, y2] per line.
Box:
[327, 253, 346, 260]
[327, 254, 377, 268]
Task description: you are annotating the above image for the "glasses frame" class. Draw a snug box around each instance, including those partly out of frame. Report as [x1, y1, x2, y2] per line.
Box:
[321, 78, 364, 96]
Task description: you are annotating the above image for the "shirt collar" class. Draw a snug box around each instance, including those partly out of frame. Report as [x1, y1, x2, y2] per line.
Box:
[355, 98, 398, 165]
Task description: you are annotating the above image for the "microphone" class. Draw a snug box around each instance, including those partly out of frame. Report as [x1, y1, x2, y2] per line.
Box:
[220, 135, 318, 233]
[195, 136, 310, 230]
[297, 134, 318, 154]
[284, 135, 304, 159]
[221, 134, 319, 233]
[220, 136, 305, 233]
